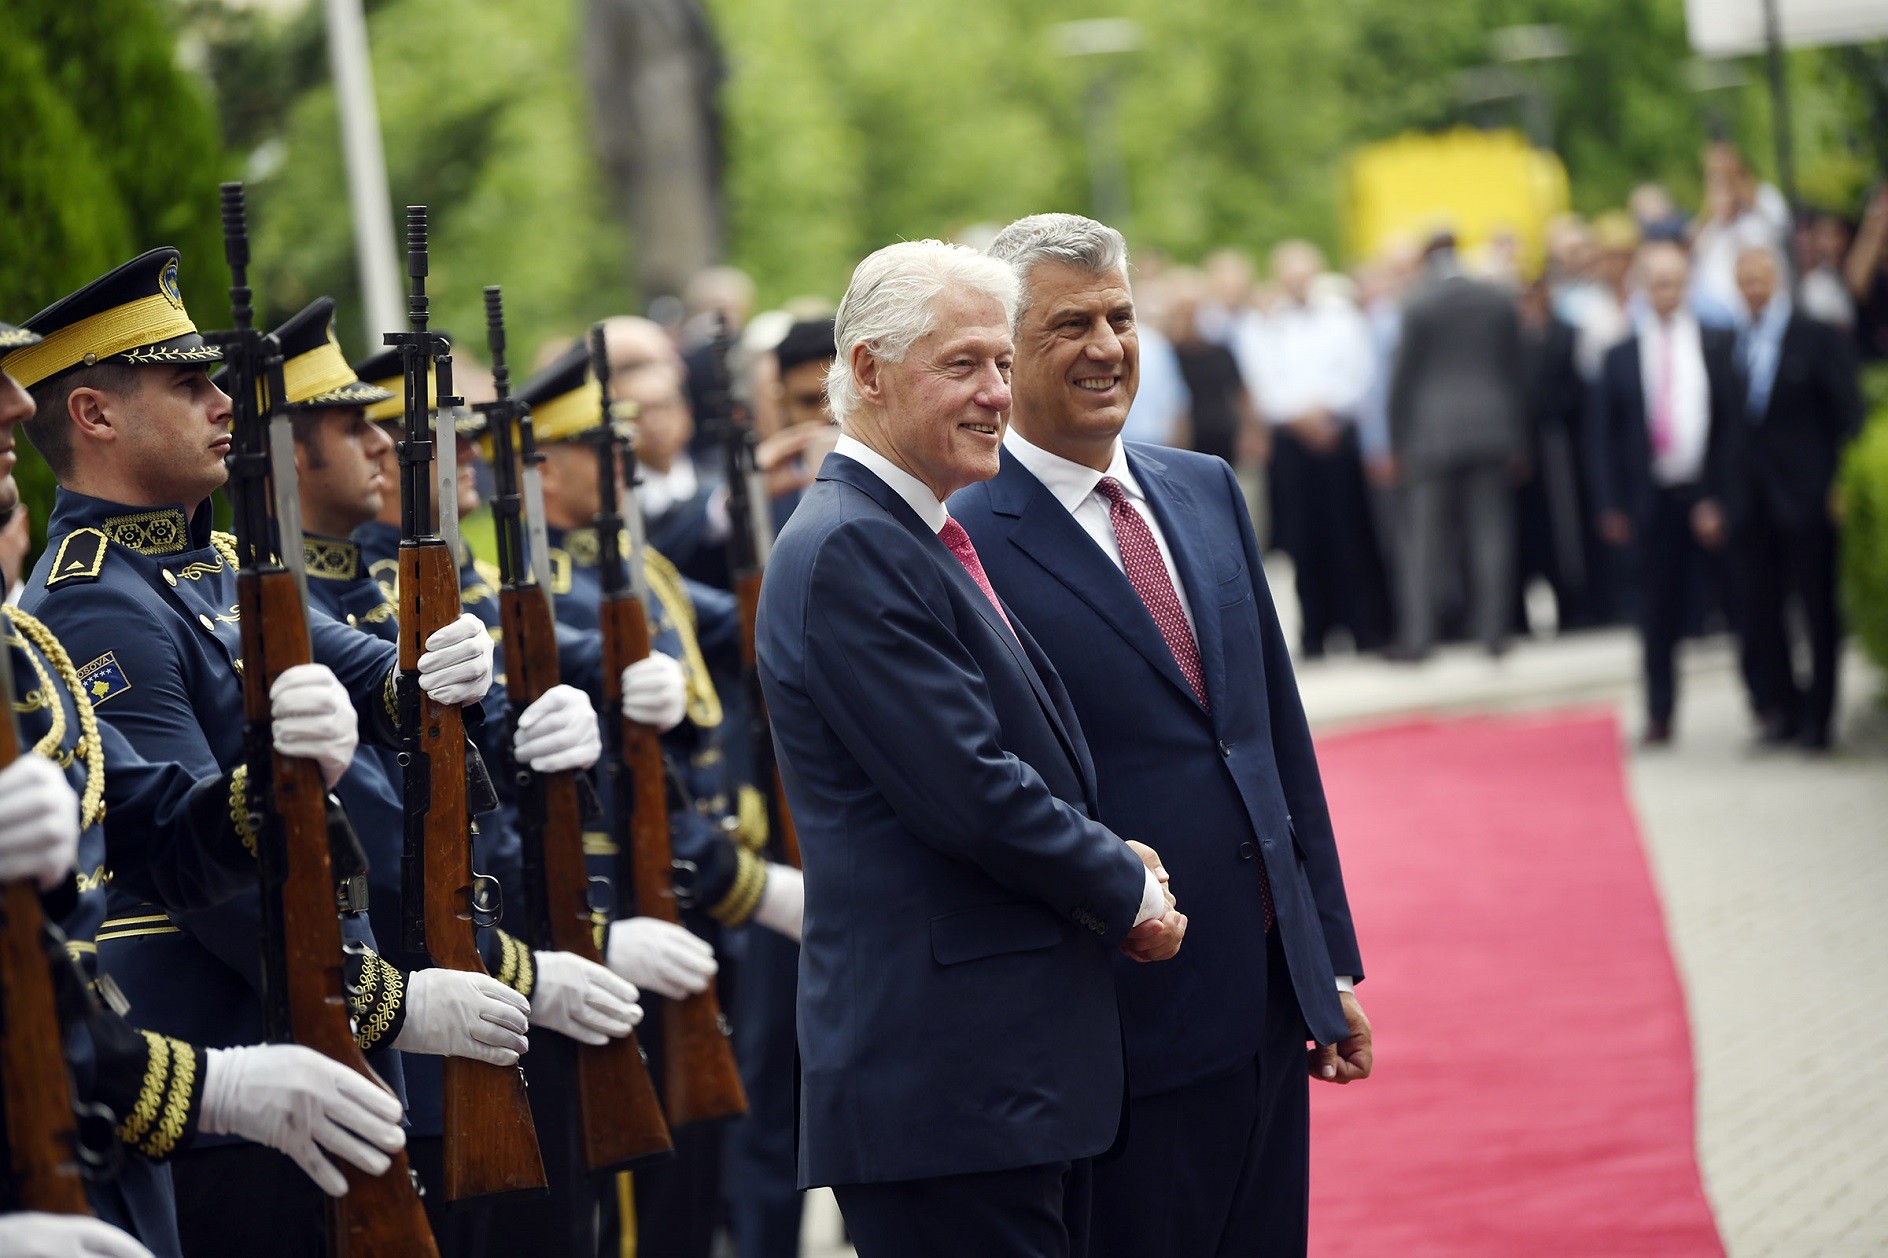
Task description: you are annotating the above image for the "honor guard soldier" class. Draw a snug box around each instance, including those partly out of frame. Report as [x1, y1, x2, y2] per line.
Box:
[4, 249, 530, 1255]
[507, 344, 802, 1258]
[0, 322, 407, 1258]
[274, 304, 637, 1257]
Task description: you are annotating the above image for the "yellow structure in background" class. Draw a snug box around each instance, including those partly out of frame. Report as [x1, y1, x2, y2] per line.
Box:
[1343, 128, 1570, 274]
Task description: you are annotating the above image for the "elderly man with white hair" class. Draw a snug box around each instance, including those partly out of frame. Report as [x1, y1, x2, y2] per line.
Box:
[755, 240, 1186, 1257]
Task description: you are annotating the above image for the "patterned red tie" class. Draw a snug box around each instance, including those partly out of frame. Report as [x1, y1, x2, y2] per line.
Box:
[939, 518, 1014, 635]
[1095, 478, 1208, 709]
[1096, 477, 1273, 930]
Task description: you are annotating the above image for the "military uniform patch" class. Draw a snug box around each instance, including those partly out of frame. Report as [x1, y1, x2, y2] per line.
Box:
[45, 528, 107, 587]
[76, 651, 131, 705]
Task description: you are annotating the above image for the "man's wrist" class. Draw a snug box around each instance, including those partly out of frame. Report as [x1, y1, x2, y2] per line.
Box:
[1133, 867, 1166, 926]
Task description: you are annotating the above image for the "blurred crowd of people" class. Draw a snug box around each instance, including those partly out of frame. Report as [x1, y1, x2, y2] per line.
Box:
[1110, 141, 1875, 750]
[598, 140, 1877, 769]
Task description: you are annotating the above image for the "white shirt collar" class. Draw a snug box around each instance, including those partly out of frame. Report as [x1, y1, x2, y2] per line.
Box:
[1003, 427, 1142, 514]
[832, 433, 949, 533]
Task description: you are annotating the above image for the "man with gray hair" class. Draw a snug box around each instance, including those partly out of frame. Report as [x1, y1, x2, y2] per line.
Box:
[954, 213, 1370, 1258]
[756, 239, 1186, 1256]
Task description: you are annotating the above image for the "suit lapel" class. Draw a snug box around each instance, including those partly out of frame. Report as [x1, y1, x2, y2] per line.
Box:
[1129, 449, 1224, 713]
[996, 458, 1201, 710]
[822, 454, 1090, 782]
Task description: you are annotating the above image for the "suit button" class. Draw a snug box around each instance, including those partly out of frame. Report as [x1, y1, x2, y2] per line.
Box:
[1218, 741, 1233, 758]
[1237, 842, 1256, 861]
[198, 614, 216, 632]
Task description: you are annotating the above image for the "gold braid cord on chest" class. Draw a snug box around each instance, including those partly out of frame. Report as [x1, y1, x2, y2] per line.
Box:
[5, 607, 107, 829]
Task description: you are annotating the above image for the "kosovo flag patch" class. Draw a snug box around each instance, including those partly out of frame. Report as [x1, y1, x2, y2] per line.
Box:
[76, 651, 131, 706]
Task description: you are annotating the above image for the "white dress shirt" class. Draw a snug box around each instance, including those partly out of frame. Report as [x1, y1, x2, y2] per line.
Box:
[1234, 297, 1375, 423]
[1001, 427, 1354, 995]
[1001, 429, 1197, 638]
[1636, 312, 1710, 487]
[833, 432, 1170, 929]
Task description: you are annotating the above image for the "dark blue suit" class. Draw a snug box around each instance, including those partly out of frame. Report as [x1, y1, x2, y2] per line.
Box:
[756, 453, 1149, 1252]
[952, 442, 1363, 1258]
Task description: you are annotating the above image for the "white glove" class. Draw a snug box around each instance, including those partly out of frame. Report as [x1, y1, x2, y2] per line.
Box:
[513, 685, 601, 774]
[199, 1043, 406, 1198]
[392, 968, 530, 1065]
[416, 613, 496, 706]
[530, 950, 643, 1045]
[605, 917, 717, 1000]
[270, 664, 359, 788]
[752, 864, 804, 943]
[620, 652, 687, 732]
[0, 1214, 155, 1258]
[0, 754, 80, 890]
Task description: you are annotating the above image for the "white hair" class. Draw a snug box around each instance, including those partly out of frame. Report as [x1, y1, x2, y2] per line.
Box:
[986, 213, 1130, 324]
[826, 240, 1020, 427]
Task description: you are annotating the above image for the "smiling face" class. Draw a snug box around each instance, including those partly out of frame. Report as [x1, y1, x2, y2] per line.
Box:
[1009, 262, 1138, 470]
[848, 289, 1013, 500]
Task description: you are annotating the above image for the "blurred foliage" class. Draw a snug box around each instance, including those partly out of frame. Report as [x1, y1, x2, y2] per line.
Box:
[171, 0, 1884, 351]
[0, 0, 228, 561]
[1840, 364, 1888, 675]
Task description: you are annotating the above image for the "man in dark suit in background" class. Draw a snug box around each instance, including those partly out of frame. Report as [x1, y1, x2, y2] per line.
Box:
[1386, 232, 1528, 658]
[756, 240, 1186, 1258]
[1589, 242, 1743, 744]
[1726, 245, 1865, 750]
[954, 214, 1371, 1258]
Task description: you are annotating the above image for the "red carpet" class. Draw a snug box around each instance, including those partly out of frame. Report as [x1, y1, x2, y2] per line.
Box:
[1307, 711, 1723, 1257]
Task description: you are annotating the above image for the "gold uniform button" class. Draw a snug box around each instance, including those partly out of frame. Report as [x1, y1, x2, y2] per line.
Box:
[198, 614, 216, 632]
[162, 569, 177, 586]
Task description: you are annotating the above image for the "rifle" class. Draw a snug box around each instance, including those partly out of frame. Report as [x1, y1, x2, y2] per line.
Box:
[386, 208, 546, 1203]
[702, 321, 800, 870]
[214, 182, 438, 1256]
[481, 287, 672, 1174]
[589, 324, 747, 1128]
[0, 646, 93, 1215]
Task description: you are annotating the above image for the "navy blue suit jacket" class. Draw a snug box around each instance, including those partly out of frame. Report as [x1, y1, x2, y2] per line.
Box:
[757, 453, 1149, 1188]
[952, 444, 1361, 1095]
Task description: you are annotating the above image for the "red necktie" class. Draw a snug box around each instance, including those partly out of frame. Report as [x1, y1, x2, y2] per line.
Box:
[1095, 478, 1208, 710]
[939, 518, 1013, 635]
[1096, 477, 1273, 930]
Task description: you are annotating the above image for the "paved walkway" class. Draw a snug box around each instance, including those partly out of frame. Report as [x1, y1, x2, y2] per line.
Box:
[795, 574, 1888, 1256]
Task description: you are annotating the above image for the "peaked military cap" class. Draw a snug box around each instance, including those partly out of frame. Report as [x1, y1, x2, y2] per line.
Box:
[1, 248, 223, 390]
[351, 341, 479, 436]
[0, 321, 42, 353]
[273, 298, 394, 410]
[513, 342, 607, 446]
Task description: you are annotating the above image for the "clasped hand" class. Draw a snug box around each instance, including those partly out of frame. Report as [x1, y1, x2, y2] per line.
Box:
[1120, 839, 1185, 963]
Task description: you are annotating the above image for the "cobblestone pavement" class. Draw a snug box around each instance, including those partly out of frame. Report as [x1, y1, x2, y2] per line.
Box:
[795, 575, 1888, 1256]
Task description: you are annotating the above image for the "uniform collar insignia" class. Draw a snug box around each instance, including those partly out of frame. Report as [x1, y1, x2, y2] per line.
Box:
[561, 527, 600, 567]
[303, 535, 362, 581]
[102, 507, 190, 556]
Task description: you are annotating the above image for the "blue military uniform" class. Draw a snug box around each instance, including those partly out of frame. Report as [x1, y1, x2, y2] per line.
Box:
[509, 343, 767, 1258]
[5, 253, 421, 1256]
[351, 356, 616, 1258]
[4, 601, 257, 1257]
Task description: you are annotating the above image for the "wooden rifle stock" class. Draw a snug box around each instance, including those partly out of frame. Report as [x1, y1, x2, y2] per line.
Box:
[0, 639, 90, 1215]
[398, 542, 546, 1202]
[734, 572, 799, 870]
[499, 585, 672, 1171]
[217, 179, 435, 1257]
[599, 596, 747, 1127]
[0, 882, 88, 1215]
[237, 569, 438, 1258]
